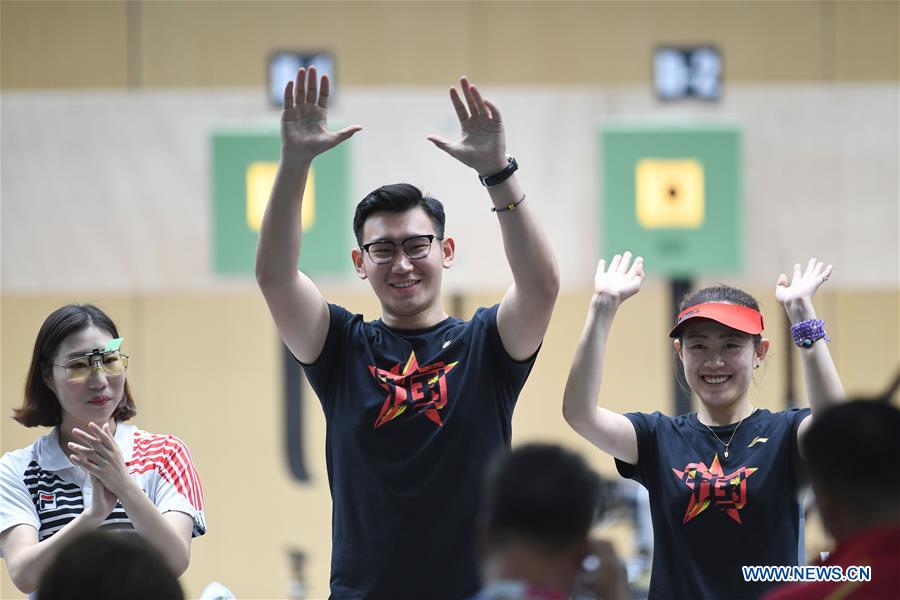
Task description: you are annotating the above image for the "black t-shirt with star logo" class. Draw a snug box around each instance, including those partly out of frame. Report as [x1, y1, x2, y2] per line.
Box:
[302, 303, 537, 599]
[616, 407, 811, 599]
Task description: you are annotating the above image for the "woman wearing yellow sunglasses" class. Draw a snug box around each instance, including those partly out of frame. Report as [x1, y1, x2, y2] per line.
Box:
[0, 304, 206, 595]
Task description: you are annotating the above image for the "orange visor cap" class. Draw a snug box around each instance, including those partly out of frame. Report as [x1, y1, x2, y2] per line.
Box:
[670, 302, 764, 338]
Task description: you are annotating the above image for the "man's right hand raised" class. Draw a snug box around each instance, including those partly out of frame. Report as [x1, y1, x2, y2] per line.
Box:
[257, 65, 354, 364]
[282, 66, 362, 161]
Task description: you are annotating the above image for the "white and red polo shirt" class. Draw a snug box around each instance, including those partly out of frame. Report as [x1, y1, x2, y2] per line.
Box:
[0, 422, 205, 550]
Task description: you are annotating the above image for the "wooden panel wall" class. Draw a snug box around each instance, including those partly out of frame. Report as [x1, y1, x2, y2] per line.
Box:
[2, 1, 897, 89]
[2, 288, 897, 598]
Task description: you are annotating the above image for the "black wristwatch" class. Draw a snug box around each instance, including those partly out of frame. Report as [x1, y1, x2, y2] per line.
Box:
[478, 157, 518, 187]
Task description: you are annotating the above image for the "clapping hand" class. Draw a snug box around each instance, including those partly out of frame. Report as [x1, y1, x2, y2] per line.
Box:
[68, 422, 133, 501]
[84, 474, 118, 521]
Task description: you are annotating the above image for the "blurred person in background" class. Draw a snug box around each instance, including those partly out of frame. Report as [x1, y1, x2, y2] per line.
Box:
[472, 443, 628, 600]
[564, 254, 844, 598]
[37, 530, 183, 600]
[0, 304, 206, 595]
[256, 67, 558, 598]
[765, 385, 900, 600]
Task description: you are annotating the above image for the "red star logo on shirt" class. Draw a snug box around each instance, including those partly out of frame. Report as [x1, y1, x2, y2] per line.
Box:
[370, 351, 459, 429]
[672, 454, 758, 524]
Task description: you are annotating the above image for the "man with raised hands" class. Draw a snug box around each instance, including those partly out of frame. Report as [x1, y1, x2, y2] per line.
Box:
[255, 67, 558, 599]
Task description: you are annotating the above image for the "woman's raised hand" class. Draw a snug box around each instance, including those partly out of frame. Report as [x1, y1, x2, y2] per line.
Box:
[593, 251, 645, 306]
[776, 258, 832, 309]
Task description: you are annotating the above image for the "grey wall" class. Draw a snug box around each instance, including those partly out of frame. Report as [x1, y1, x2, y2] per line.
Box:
[2, 83, 898, 293]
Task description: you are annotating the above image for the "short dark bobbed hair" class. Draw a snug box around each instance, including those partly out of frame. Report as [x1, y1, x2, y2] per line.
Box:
[802, 394, 900, 515]
[15, 304, 137, 427]
[352, 183, 446, 245]
[480, 443, 600, 552]
[38, 530, 183, 600]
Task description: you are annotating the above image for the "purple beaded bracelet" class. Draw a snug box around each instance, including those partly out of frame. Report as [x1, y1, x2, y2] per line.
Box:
[791, 319, 830, 348]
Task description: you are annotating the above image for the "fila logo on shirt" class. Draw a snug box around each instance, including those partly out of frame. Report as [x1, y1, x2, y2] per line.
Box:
[39, 492, 57, 510]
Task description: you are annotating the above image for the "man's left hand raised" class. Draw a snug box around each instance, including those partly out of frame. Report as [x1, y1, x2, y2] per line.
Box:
[427, 77, 508, 176]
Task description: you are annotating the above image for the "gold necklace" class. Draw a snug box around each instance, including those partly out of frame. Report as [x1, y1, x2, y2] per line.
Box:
[701, 407, 755, 459]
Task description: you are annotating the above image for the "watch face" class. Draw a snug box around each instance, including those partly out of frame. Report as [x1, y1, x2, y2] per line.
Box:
[654, 46, 722, 101]
[481, 157, 517, 186]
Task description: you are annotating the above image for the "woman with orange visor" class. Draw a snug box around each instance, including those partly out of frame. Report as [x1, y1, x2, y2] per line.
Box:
[563, 254, 844, 599]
